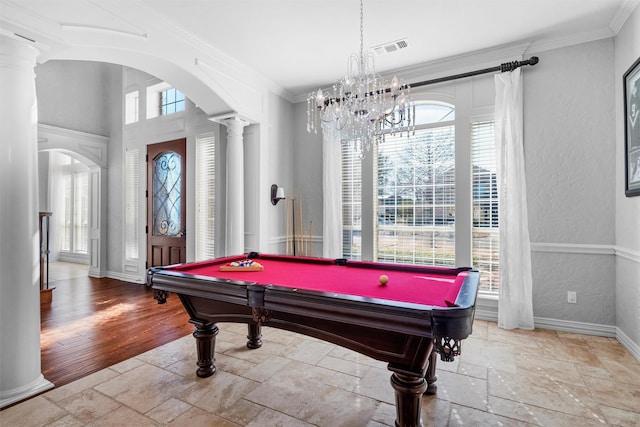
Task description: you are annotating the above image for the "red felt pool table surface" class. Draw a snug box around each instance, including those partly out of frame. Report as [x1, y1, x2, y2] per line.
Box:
[167, 254, 468, 307]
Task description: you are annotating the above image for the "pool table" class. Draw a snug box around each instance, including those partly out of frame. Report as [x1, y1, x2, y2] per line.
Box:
[147, 253, 479, 427]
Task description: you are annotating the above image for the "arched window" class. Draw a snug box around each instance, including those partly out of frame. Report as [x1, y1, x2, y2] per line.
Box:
[376, 102, 456, 265]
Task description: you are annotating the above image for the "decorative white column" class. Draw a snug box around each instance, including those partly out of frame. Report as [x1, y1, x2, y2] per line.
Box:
[224, 117, 249, 255]
[0, 35, 54, 408]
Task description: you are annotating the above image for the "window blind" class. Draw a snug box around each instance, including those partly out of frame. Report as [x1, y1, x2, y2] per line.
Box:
[341, 143, 362, 260]
[376, 126, 456, 266]
[471, 120, 500, 293]
[73, 171, 89, 254]
[196, 133, 216, 261]
[125, 148, 140, 260]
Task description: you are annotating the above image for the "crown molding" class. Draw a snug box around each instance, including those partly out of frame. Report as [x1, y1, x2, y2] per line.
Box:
[526, 27, 615, 55]
[609, 0, 640, 34]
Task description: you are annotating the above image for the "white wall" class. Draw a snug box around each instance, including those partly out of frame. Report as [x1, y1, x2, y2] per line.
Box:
[118, 67, 220, 280]
[36, 61, 119, 137]
[263, 91, 295, 253]
[292, 98, 324, 256]
[615, 5, 640, 350]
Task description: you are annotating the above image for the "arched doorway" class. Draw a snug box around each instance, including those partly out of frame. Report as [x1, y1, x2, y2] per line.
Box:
[38, 124, 108, 278]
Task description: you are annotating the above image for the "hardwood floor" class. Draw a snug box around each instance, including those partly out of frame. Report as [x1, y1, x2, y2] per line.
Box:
[40, 268, 193, 387]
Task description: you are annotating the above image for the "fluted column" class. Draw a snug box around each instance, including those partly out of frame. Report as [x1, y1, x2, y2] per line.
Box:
[0, 34, 54, 408]
[225, 117, 249, 255]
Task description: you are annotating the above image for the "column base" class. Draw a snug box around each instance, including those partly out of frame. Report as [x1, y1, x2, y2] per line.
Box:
[0, 375, 54, 409]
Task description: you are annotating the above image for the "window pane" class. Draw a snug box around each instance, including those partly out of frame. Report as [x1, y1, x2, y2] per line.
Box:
[166, 88, 176, 104]
[472, 120, 500, 293]
[153, 151, 182, 237]
[376, 125, 456, 266]
[414, 103, 455, 124]
[125, 90, 139, 124]
[159, 88, 186, 116]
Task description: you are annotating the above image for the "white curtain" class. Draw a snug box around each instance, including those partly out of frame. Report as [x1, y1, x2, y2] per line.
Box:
[322, 123, 342, 258]
[495, 69, 535, 330]
[48, 151, 66, 262]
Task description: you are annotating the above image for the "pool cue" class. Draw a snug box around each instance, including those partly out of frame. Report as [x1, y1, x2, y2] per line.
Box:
[286, 195, 291, 255]
[292, 196, 296, 256]
[309, 221, 313, 257]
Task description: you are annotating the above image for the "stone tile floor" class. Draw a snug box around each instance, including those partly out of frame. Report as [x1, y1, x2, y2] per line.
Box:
[2, 320, 640, 426]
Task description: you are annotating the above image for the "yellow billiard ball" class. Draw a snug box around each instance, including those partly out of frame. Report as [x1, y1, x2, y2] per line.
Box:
[379, 274, 389, 286]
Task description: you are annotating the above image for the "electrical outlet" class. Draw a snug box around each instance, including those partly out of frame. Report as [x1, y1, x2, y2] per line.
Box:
[567, 291, 577, 304]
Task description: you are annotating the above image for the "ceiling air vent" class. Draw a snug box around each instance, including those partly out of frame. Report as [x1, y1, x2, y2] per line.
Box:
[372, 38, 409, 56]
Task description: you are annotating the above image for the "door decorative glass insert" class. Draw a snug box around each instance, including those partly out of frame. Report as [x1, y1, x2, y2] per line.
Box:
[153, 151, 182, 237]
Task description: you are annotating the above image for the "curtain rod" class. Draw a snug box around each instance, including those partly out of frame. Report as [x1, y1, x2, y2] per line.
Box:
[315, 56, 538, 107]
[409, 56, 539, 89]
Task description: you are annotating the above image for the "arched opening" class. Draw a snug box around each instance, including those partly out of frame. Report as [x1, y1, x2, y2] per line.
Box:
[38, 124, 108, 278]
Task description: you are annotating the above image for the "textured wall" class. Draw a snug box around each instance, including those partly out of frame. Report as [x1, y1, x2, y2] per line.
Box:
[524, 39, 617, 326]
[265, 91, 295, 253]
[615, 5, 640, 348]
[292, 100, 324, 254]
[525, 40, 615, 246]
[36, 61, 119, 137]
[532, 252, 615, 324]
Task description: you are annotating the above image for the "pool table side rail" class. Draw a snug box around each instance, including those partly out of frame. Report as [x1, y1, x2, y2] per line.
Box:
[147, 266, 479, 320]
[147, 261, 480, 341]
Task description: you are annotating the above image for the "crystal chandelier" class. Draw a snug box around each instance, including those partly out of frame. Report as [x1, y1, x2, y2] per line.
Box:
[306, 0, 414, 155]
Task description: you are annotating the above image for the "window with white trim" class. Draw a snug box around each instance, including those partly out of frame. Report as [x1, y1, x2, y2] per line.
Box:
[125, 90, 139, 124]
[195, 133, 216, 261]
[125, 148, 140, 260]
[60, 154, 89, 255]
[146, 82, 185, 119]
[376, 121, 456, 266]
[341, 101, 500, 294]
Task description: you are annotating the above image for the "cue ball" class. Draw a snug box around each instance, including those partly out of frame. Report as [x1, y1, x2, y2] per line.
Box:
[379, 275, 389, 285]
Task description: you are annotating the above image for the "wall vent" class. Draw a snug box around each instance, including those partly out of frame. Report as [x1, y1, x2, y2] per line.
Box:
[372, 38, 409, 56]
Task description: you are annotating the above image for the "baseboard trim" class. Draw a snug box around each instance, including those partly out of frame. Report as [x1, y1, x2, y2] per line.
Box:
[474, 308, 640, 361]
[106, 270, 145, 284]
[617, 327, 640, 362]
[533, 316, 617, 337]
[0, 375, 54, 409]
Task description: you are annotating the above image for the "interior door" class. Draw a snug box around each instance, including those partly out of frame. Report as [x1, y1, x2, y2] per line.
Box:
[147, 138, 187, 267]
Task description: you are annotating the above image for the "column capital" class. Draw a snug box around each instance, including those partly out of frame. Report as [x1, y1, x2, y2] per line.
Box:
[0, 34, 40, 70]
[223, 116, 250, 128]
[207, 113, 252, 128]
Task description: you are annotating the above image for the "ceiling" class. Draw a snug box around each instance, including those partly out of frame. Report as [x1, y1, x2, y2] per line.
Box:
[1, 0, 638, 100]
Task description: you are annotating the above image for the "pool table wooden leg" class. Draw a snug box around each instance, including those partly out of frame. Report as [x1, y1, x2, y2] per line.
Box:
[390, 372, 428, 427]
[192, 322, 218, 378]
[424, 349, 438, 395]
[247, 323, 263, 349]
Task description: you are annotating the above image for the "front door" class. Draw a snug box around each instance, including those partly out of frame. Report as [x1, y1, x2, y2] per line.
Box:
[147, 138, 187, 267]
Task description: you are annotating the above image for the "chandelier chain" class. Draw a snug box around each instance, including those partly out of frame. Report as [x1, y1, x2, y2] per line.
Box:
[359, 0, 364, 69]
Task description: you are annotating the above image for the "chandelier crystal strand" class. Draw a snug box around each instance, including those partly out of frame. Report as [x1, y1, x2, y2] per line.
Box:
[306, 0, 414, 156]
